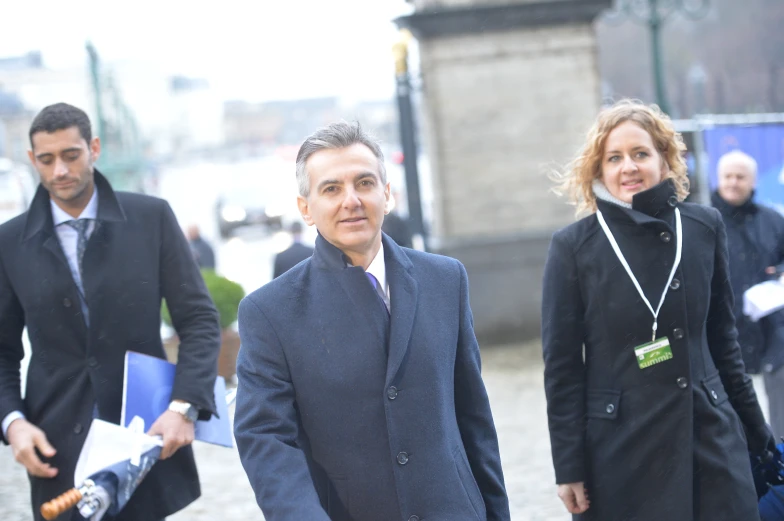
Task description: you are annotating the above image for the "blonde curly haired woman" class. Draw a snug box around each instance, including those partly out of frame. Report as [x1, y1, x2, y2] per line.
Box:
[542, 99, 773, 521]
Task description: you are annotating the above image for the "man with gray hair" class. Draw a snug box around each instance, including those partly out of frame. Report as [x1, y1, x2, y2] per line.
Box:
[233, 121, 510, 521]
[712, 149, 784, 437]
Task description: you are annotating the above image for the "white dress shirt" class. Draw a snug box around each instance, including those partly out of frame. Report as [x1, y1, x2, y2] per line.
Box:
[365, 242, 390, 310]
[1, 190, 98, 438]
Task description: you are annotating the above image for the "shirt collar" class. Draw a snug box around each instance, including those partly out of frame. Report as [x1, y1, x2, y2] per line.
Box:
[365, 241, 387, 294]
[50, 187, 99, 226]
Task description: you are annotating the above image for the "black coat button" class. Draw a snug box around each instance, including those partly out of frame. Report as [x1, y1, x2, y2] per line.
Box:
[677, 377, 688, 389]
[605, 404, 615, 414]
[387, 387, 398, 400]
[670, 278, 680, 290]
[73, 423, 83, 434]
[668, 196, 678, 207]
[409, 516, 420, 521]
[660, 232, 672, 243]
[397, 452, 409, 465]
[63, 298, 72, 308]
[710, 390, 719, 400]
[673, 328, 684, 340]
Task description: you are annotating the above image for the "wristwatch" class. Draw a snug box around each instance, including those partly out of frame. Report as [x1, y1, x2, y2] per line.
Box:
[168, 401, 198, 423]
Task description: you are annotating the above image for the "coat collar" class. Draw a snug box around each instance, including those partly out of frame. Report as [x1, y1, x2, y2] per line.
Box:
[22, 169, 126, 242]
[711, 190, 758, 218]
[596, 179, 679, 227]
[311, 231, 417, 384]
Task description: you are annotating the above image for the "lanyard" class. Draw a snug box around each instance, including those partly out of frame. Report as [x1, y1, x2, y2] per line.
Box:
[596, 208, 682, 342]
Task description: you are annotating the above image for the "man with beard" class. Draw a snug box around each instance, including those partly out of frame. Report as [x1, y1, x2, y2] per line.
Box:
[712, 149, 784, 437]
[0, 103, 221, 520]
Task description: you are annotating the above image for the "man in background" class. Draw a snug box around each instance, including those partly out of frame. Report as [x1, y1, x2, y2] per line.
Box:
[272, 221, 313, 278]
[711, 149, 784, 437]
[187, 224, 216, 270]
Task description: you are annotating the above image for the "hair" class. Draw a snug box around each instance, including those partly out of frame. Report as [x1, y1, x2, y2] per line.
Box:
[552, 99, 690, 215]
[289, 221, 304, 234]
[29, 103, 92, 147]
[295, 121, 386, 197]
[717, 149, 758, 177]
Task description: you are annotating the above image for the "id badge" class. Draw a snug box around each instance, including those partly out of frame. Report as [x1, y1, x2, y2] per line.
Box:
[634, 337, 673, 369]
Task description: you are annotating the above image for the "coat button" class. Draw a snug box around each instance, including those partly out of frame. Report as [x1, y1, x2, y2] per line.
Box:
[659, 232, 672, 243]
[387, 386, 398, 400]
[670, 278, 680, 290]
[668, 196, 678, 207]
[710, 390, 719, 400]
[677, 377, 688, 389]
[87, 357, 98, 368]
[673, 328, 684, 340]
[63, 298, 72, 308]
[73, 423, 83, 434]
[605, 404, 615, 414]
[397, 452, 409, 465]
[409, 516, 420, 521]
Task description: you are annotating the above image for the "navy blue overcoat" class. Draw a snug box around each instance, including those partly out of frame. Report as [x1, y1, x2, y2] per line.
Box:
[234, 233, 509, 521]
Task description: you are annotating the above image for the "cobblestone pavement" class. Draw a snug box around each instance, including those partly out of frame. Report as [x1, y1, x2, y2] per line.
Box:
[0, 342, 567, 521]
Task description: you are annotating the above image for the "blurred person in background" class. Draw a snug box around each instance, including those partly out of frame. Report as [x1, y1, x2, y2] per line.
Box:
[0, 103, 221, 521]
[187, 223, 216, 270]
[272, 221, 313, 279]
[381, 190, 414, 249]
[234, 121, 509, 521]
[712, 150, 784, 438]
[542, 99, 773, 521]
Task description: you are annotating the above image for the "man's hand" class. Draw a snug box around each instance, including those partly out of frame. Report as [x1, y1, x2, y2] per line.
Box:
[557, 482, 590, 514]
[147, 409, 195, 460]
[7, 419, 58, 478]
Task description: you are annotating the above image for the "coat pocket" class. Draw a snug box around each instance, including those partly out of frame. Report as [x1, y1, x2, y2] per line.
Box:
[326, 475, 350, 520]
[452, 446, 485, 521]
[701, 373, 729, 406]
[586, 389, 621, 420]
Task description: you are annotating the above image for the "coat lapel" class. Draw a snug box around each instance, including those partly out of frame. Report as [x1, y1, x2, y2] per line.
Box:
[384, 235, 418, 384]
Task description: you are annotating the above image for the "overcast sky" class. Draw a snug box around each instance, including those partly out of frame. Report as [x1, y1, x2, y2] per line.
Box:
[1, 0, 414, 102]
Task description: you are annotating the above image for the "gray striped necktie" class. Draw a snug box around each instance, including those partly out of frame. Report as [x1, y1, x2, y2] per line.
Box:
[66, 219, 90, 286]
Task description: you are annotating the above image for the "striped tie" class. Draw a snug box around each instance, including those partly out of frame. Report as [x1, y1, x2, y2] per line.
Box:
[66, 219, 90, 285]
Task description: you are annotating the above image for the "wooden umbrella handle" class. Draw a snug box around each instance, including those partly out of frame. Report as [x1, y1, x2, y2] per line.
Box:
[41, 488, 83, 520]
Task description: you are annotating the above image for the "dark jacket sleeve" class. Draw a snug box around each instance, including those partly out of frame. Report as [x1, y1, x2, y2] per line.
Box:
[0, 251, 26, 444]
[453, 261, 511, 521]
[233, 296, 331, 521]
[706, 208, 773, 454]
[158, 201, 221, 419]
[541, 230, 587, 484]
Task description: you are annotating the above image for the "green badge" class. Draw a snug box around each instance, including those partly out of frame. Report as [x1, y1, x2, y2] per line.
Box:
[634, 337, 673, 369]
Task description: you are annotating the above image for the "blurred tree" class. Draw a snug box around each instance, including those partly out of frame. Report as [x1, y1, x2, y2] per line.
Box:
[597, 0, 784, 115]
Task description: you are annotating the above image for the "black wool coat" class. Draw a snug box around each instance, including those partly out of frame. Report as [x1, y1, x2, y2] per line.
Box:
[0, 171, 221, 521]
[542, 180, 771, 521]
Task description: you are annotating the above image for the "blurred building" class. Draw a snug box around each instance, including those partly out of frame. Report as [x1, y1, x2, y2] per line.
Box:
[223, 97, 400, 152]
[0, 50, 224, 162]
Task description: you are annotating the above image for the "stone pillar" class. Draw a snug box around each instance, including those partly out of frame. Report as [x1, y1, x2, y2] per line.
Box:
[397, 0, 611, 344]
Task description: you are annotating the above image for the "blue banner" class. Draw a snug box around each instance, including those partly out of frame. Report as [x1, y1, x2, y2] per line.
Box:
[703, 124, 784, 213]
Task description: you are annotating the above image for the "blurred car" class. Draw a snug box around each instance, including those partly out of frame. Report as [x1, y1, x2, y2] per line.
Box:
[215, 156, 299, 239]
[0, 158, 37, 225]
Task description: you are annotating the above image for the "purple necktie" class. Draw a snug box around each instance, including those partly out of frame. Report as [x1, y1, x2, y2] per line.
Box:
[366, 272, 390, 314]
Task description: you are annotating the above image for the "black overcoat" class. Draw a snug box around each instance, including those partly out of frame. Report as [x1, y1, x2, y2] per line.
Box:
[0, 171, 221, 521]
[542, 180, 770, 521]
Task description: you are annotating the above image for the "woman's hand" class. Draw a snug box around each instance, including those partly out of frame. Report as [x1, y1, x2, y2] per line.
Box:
[557, 482, 590, 514]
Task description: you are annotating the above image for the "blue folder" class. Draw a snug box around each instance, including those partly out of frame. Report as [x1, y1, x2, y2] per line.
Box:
[120, 351, 233, 448]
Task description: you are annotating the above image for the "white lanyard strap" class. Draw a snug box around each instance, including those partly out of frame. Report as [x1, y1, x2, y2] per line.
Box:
[596, 208, 682, 341]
